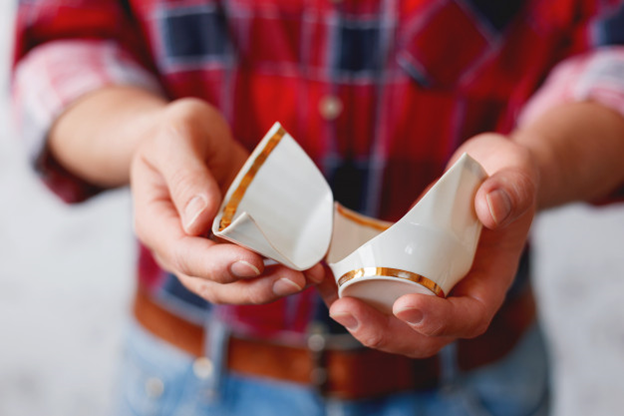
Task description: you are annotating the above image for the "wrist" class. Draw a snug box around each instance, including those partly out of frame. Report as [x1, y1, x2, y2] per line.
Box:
[512, 101, 624, 208]
[49, 85, 168, 187]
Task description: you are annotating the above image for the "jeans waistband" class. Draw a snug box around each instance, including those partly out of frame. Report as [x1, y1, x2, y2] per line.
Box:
[132, 287, 535, 399]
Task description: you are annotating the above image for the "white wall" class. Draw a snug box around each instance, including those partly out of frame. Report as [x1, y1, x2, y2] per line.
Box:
[0, 3, 134, 415]
[2, 2, 624, 415]
[533, 205, 624, 416]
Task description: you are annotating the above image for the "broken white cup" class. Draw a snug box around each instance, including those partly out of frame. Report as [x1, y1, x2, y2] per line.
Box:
[212, 122, 488, 313]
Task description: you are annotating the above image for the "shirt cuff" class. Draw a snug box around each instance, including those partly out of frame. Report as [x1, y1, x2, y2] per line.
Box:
[12, 39, 163, 203]
[519, 46, 624, 127]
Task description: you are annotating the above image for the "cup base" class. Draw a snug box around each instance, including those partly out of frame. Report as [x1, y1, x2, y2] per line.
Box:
[338, 276, 437, 315]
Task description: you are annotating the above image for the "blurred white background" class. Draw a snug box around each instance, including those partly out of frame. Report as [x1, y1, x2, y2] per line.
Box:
[2, 2, 624, 416]
[0, 3, 135, 416]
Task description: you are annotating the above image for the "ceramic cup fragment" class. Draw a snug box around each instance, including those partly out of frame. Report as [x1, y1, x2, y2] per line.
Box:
[213, 123, 488, 313]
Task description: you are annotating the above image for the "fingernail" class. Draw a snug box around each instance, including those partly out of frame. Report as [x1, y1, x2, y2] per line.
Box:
[330, 312, 359, 331]
[396, 308, 424, 326]
[184, 195, 207, 231]
[486, 189, 512, 225]
[230, 260, 261, 278]
[272, 278, 303, 297]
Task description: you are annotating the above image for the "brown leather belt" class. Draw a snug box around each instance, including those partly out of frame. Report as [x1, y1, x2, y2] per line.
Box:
[133, 288, 535, 399]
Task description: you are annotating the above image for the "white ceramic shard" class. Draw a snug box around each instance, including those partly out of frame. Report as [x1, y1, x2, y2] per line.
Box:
[212, 122, 334, 271]
[213, 123, 488, 314]
[326, 153, 488, 314]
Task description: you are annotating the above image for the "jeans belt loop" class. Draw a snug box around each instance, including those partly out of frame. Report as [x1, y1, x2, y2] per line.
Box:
[307, 322, 330, 395]
[438, 342, 459, 392]
[202, 314, 230, 402]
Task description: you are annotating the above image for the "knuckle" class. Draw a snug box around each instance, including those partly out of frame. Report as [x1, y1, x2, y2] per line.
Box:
[516, 144, 538, 175]
[422, 321, 447, 338]
[169, 245, 193, 276]
[516, 171, 538, 207]
[507, 147, 539, 203]
[247, 285, 271, 305]
[418, 344, 444, 358]
[465, 304, 493, 339]
[162, 98, 223, 140]
[197, 283, 223, 305]
[169, 169, 200, 200]
[193, 251, 237, 284]
[359, 332, 386, 350]
[166, 97, 212, 121]
[505, 167, 536, 201]
[469, 319, 490, 339]
[208, 269, 234, 284]
[167, 167, 213, 216]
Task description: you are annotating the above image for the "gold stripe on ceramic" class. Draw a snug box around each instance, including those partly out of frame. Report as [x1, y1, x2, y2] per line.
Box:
[218, 127, 286, 231]
[335, 204, 391, 232]
[337, 267, 445, 298]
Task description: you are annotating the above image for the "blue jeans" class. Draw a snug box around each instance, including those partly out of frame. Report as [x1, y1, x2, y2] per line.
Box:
[113, 318, 549, 416]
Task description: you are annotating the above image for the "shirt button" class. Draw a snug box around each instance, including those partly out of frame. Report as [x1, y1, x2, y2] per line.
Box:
[319, 95, 343, 120]
[145, 377, 165, 399]
[193, 357, 214, 380]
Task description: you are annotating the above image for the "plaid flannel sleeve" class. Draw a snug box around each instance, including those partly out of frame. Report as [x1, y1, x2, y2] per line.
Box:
[517, 2, 624, 201]
[518, 46, 624, 127]
[519, 2, 624, 126]
[12, 1, 163, 203]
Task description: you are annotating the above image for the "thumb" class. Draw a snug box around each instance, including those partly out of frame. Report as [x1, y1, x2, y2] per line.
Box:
[475, 167, 537, 229]
[152, 125, 222, 236]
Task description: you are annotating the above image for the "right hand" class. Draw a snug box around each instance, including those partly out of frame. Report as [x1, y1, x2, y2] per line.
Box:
[130, 98, 324, 304]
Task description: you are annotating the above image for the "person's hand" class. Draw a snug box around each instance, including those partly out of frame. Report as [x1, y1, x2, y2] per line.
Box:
[131, 98, 324, 304]
[319, 133, 538, 358]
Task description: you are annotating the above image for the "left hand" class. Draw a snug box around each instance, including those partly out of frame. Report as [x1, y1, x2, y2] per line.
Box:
[318, 133, 539, 358]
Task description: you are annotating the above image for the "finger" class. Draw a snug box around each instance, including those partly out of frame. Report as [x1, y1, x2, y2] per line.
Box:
[178, 264, 308, 305]
[141, 211, 265, 284]
[329, 297, 450, 358]
[303, 263, 326, 285]
[165, 240, 267, 284]
[452, 133, 538, 230]
[475, 167, 537, 229]
[132, 162, 266, 283]
[133, 154, 324, 291]
[393, 225, 527, 338]
[393, 291, 494, 339]
[145, 122, 222, 236]
[315, 266, 339, 306]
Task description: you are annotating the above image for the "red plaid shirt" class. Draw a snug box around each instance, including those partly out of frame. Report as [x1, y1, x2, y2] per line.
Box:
[13, 0, 624, 341]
